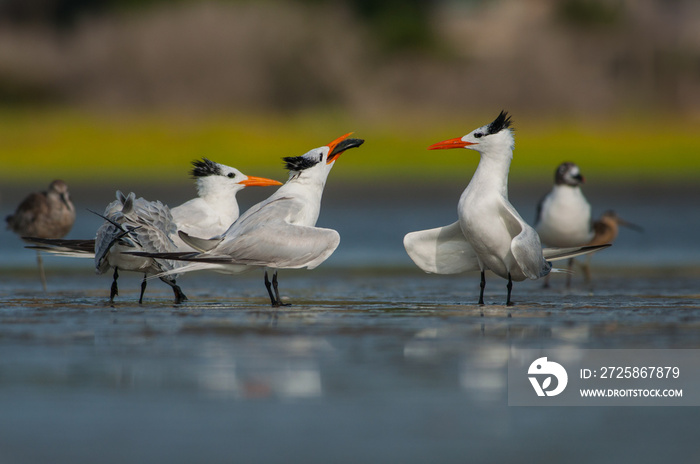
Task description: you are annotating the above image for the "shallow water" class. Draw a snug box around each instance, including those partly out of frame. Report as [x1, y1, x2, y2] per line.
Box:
[2, 268, 700, 464]
[1, 181, 699, 463]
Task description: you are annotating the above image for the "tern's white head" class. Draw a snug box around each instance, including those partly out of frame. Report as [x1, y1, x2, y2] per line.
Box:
[282, 133, 364, 183]
[428, 111, 515, 158]
[554, 162, 584, 186]
[190, 158, 281, 199]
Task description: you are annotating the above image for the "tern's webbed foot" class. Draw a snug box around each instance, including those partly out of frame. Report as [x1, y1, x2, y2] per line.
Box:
[173, 286, 188, 305]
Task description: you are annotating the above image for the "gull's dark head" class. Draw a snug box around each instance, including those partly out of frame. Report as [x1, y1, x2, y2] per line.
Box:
[555, 162, 585, 186]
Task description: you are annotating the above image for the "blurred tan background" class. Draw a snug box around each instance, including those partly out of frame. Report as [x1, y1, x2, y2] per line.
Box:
[2, 0, 699, 115]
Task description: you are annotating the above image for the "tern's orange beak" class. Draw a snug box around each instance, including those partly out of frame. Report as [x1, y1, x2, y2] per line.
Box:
[428, 138, 476, 150]
[326, 132, 365, 164]
[239, 176, 283, 187]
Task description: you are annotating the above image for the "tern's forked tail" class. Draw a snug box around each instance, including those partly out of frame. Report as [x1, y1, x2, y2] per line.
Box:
[543, 244, 611, 262]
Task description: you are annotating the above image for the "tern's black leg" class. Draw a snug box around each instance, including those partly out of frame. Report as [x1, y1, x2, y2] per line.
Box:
[110, 268, 119, 302]
[264, 270, 277, 306]
[171, 282, 188, 304]
[272, 270, 291, 307]
[478, 271, 486, 305]
[139, 274, 148, 304]
[506, 273, 514, 306]
[159, 277, 188, 304]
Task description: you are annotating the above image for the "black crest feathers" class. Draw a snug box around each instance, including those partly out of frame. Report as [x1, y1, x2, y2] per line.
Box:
[191, 158, 222, 178]
[486, 111, 513, 135]
[283, 155, 320, 172]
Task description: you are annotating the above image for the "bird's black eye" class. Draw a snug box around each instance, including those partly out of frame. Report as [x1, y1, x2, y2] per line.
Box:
[319, 154, 323, 162]
[227, 173, 235, 178]
[474, 132, 483, 139]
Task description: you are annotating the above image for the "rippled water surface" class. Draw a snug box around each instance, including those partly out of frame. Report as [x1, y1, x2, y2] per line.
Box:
[1, 182, 699, 463]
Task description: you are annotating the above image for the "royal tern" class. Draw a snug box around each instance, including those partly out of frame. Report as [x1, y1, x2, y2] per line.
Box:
[94, 191, 187, 303]
[6, 179, 76, 290]
[26, 159, 281, 303]
[403, 111, 609, 305]
[534, 162, 594, 287]
[137, 133, 364, 306]
[173, 158, 283, 237]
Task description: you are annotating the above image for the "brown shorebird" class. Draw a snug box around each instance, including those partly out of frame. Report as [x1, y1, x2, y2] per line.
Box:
[581, 210, 643, 283]
[6, 180, 76, 290]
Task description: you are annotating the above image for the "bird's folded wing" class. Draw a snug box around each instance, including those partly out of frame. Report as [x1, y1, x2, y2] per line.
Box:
[171, 200, 211, 233]
[94, 222, 127, 271]
[129, 226, 180, 271]
[500, 201, 549, 280]
[227, 196, 302, 235]
[211, 223, 340, 269]
[128, 221, 172, 255]
[115, 201, 183, 272]
[178, 231, 224, 252]
[133, 199, 178, 238]
[403, 221, 479, 274]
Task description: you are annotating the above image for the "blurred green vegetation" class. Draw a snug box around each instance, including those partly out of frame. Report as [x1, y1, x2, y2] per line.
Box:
[1, 109, 698, 186]
[1, 0, 437, 51]
[557, 0, 624, 27]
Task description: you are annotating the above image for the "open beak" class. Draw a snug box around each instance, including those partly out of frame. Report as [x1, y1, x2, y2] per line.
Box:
[428, 138, 476, 150]
[326, 132, 365, 164]
[239, 176, 283, 187]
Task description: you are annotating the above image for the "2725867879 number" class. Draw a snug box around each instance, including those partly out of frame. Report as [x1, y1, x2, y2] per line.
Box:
[598, 366, 680, 379]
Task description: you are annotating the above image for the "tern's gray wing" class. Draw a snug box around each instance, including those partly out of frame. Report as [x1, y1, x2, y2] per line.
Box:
[207, 223, 338, 269]
[94, 194, 134, 273]
[200, 196, 339, 269]
[403, 221, 479, 274]
[224, 196, 301, 237]
[94, 219, 131, 273]
[131, 199, 178, 250]
[94, 201, 146, 274]
[125, 199, 181, 271]
[134, 199, 177, 235]
[170, 199, 213, 230]
[499, 199, 551, 280]
[94, 194, 178, 274]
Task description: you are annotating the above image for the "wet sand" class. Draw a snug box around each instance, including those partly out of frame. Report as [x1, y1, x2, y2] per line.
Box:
[1, 266, 699, 463]
[1, 180, 699, 463]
